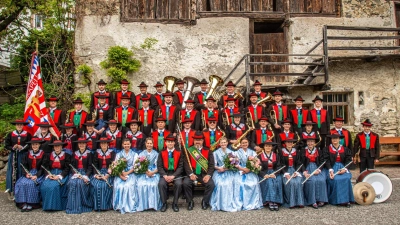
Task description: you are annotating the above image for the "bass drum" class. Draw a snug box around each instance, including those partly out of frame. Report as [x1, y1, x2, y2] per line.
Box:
[356, 169, 392, 203]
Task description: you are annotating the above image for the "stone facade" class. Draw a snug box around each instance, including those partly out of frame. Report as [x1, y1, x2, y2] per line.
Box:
[74, 0, 400, 136]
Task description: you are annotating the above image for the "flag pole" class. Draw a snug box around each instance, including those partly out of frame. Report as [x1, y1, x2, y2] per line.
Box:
[35, 40, 38, 54]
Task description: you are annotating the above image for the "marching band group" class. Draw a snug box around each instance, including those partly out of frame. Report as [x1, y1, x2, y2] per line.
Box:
[4, 77, 381, 213]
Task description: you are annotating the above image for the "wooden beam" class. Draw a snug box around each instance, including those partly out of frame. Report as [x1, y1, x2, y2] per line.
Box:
[326, 26, 400, 31]
[197, 11, 286, 19]
[120, 18, 193, 24]
[248, 62, 324, 65]
[249, 72, 325, 76]
[328, 46, 400, 50]
[327, 36, 400, 40]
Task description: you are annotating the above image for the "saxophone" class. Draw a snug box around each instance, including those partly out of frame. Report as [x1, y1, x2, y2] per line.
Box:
[210, 126, 226, 151]
[232, 114, 255, 150]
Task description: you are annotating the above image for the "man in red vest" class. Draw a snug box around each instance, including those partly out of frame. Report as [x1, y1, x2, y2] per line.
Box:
[182, 131, 215, 210]
[173, 79, 185, 106]
[153, 81, 164, 106]
[135, 81, 157, 110]
[309, 95, 330, 149]
[137, 94, 155, 137]
[46, 95, 66, 128]
[194, 78, 209, 111]
[250, 116, 275, 152]
[327, 115, 352, 151]
[201, 97, 221, 130]
[245, 92, 265, 128]
[218, 80, 243, 111]
[252, 80, 268, 108]
[203, 115, 224, 151]
[154, 91, 180, 134]
[69, 97, 88, 134]
[152, 116, 171, 152]
[114, 94, 137, 131]
[157, 134, 184, 212]
[353, 119, 380, 172]
[114, 79, 135, 108]
[267, 89, 290, 136]
[179, 117, 196, 149]
[179, 99, 201, 130]
[90, 79, 113, 113]
[222, 97, 241, 129]
[290, 95, 309, 135]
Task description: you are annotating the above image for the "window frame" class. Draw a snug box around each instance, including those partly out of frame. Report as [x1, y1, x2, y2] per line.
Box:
[321, 91, 353, 125]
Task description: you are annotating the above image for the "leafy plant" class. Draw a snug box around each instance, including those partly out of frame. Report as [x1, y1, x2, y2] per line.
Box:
[100, 46, 141, 92]
[140, 37, 158, 50]
[76, 64, 93, 85]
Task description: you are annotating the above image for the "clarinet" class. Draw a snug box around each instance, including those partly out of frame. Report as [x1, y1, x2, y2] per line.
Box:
[91, 163, 112, 188]
[41, 165, 63, 186]
[69, 164, 90, 185]
[20, 163, 39, 185]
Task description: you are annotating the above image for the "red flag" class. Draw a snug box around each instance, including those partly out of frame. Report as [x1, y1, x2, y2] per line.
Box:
[23, 52, 61, 138]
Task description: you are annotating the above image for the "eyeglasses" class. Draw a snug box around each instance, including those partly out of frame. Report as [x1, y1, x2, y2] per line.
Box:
[208, 121, 216, 124]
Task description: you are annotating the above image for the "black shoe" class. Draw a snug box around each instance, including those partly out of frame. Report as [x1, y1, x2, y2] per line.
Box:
[317, 202, 325, 207]
[182, 194, 187, 200]
[274, 205, 279, 211]
[268, 203, 274, 211]
[312, 203, 318, 209]
[160, 203, 168, 212]
[346, 203, 351, 208]
[172, 204, 179, 212]
[187, 201, 194, 211]
[201, 200, 209, 210]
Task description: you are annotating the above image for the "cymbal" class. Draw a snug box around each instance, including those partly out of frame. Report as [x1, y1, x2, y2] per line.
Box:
[353, 182, 376, 205]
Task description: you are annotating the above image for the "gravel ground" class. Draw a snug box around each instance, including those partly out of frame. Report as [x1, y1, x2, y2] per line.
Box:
[0, 167, 398, 225]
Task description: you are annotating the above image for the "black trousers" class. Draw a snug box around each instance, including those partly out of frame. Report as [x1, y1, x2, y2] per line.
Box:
[359, 152, 375, 173]
[158, 177, 183, 204]
[182, 174, 215, 204]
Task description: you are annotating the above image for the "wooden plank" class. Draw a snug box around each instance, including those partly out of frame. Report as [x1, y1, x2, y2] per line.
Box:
[227, 0, 240, 11]
[249, 62, 324, 65]
[380, 137, 400, 144]
[290, 0, 305, 13]
[156, 0, 169, 19]
[322, 0, 336, 14]
[380, 152, 400, 156]
[275, 0, 285, 12]
[375, 161, 400, 165]
[250, 72, 322, 76]
[146, 0, 156, 19]
[221, 0, 227, 11]
[197, 12, 286, 18]
[261, 0, 273, 12]
[170, 0, 179, 19]
[328, 46, 400, 50]
[138, 0, 146, 19]
[327, 36, 400, 40]
[197, 0, 207, 11]
[312, 0, 322, 13]
[326, 26, 400, 31]
[240, 0, 251, 11]
[252, 0, 261, 11]
[122, 0, 138, 19]
[179, 0, 190, 19]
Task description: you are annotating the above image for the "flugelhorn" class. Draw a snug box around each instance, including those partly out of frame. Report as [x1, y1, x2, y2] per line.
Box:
[164, 76, 178, 92]
[205, 75, 224, 100]
[181, 76, 200, 109]
[257, 92, 273, 105]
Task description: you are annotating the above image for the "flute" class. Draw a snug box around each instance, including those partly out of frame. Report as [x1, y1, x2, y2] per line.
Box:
[333, 161, 353, 177]
[91, 163, 112, 188]
[41, 165, 63, 186]
[285, 164, 303, 185]
[258, 165, 286, 184]
[69, 164, 90, 185]
[20, 163, 39, 185]
[302, 161, 326, 185]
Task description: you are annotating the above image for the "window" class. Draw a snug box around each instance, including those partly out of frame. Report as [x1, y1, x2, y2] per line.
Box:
[322, 92, 352, 125]
[33, 15, 43, 29]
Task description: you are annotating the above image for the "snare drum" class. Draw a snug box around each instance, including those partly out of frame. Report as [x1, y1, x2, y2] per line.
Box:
[356, 169, 392, 203]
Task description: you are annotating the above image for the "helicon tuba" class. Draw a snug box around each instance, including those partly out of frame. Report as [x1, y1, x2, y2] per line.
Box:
[205, 75, 224, 100]
[164, 76, 178, 92]
[181, 76, 200, 109]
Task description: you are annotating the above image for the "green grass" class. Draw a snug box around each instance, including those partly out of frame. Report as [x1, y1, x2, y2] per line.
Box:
[0, 180, 5, 191]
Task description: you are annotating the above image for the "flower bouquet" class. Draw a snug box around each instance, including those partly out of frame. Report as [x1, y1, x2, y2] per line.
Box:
[108, 157, 127, 176]
[246, 156, 262, 174]
[133, 156, 150, 174]
[223, 152, 240, 171]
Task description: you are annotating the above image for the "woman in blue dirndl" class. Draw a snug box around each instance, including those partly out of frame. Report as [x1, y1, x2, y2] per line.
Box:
[40, 140, 71, 211]
[324, 133, 354, 207]
[302, 137, 328, 209]
[65, 138, 93, 214]
[136, 137, 162, 211]
[281, 139, 305, 208]
[112, 139, 139, 214]
[210, 137, 241, 212]
[258, 140, 283, 211]
[235, 138, 263, 210]
[14, 137, 45, 212]
[91, 137, 115, 211]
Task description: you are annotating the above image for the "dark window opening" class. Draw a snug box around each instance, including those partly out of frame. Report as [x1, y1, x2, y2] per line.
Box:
[254, 22, 284, 34]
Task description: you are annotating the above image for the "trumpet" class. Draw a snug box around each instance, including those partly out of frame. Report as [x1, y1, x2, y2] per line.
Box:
[222, 111, 230, 127]
[257, 92, 273, 105]
[210, 127, 226, 151]
[268, 124, 275, 141]
[246, 111, 255, 130]
[233, 89, 244, 100]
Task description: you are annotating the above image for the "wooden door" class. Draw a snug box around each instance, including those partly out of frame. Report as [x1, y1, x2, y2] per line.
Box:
[396, 4, 400, 46]
[250, 21, 288, 83]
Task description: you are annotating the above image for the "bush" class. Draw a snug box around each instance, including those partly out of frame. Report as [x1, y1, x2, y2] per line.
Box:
[76, 64, 93, 85]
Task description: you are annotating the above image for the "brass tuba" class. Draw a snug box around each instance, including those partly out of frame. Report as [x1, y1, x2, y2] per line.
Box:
[163, 76, 178, 92]
[205, 75, 224, 100]
[257, 92, 273, 105]
[181, 76, 200, 109]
